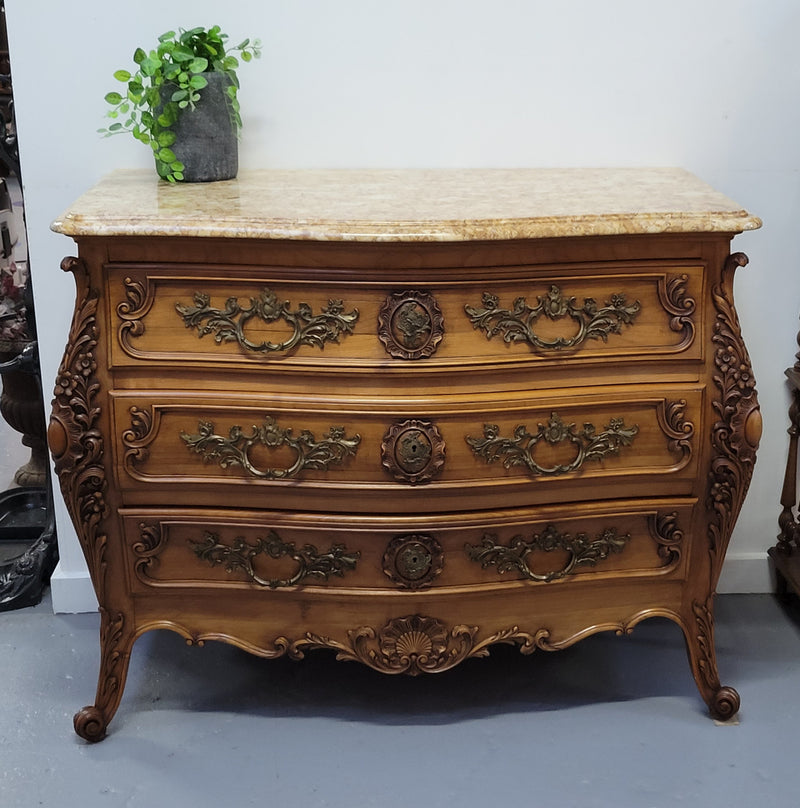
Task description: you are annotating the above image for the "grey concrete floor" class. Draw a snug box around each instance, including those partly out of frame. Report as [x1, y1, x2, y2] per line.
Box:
[1, 590, 799, 807]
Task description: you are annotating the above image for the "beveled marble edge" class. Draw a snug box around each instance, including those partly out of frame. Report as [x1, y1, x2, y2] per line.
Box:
[51, 168, 762, 241]
[51, 211, 761, 242]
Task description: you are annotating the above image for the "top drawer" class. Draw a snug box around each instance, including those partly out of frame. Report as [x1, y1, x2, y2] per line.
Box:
[106, 261, 704, 378]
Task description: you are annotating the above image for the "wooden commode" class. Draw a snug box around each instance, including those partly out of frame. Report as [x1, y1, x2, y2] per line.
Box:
[49, 168, 762, 741]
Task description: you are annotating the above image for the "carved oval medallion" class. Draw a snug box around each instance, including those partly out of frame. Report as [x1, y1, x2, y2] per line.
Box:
[47, 417, 69, 460]
[381, 420, 445, 484]
[378, 290, 445, 359]
[383, 534, 444, 589]
[745, 407, 763, 449]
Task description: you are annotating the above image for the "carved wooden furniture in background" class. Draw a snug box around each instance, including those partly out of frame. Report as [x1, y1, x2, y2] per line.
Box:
[49, 169, 761, 741]
[771, 324, 800, 598]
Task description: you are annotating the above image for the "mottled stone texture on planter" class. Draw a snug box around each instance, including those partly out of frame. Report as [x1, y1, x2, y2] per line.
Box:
[168, 72, 238, 183]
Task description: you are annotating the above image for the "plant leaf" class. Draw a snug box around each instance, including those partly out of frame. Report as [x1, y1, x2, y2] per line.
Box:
[188, 57, 208, 74]
[114, 69, 131, 82]
[172, 45, 195, 62]
[104, 91, 123, 105]
[140, 56, 161, 76]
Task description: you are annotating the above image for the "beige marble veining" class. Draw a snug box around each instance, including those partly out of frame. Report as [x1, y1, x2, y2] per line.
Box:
[51, 168, 761, 242]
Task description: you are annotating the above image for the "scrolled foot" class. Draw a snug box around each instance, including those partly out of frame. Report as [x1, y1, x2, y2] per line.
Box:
[74, 706, 108, 743]
[709, 686, 740, 721]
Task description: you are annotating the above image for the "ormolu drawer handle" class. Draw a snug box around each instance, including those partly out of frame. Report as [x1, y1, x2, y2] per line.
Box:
[181, 416, 361, 479]
[465, 411, 638, 476]
[465, 524, 630, 582]
[190, 529, 360, 589]
[176, 288, 359, 354]
[465, 286, 640, 350]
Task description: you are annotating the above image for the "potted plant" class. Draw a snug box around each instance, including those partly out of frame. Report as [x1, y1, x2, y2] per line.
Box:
[100, 26, 261, 182]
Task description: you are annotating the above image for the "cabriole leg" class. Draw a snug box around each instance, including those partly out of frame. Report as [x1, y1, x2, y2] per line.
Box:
[682, 598, 740, 721]
[74, 607, 136, 743]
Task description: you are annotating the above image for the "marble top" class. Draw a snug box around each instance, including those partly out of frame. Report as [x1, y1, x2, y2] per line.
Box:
[51, 168, 761, 242]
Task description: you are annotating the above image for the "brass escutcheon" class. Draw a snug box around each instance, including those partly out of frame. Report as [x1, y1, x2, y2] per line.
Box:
[383, 534, 444, 589]
[378, 290, 445, 359]
[381, 419, 445, 485]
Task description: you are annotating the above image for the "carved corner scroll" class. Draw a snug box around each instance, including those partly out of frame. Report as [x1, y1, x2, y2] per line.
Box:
[657, 398, 694, 470]
[181, 416, 361, 480]
[189, 529, 360, 589]
[130, 522, 168, 583]
[175, 288, 359, 355]
[465, 412, 638, 477]
[658, 273, 696, 350]
[381, 420, 445, 485]
[378, 290, 445, 359]
[117, 275, 155, 351]
[290, 615, 550, 675]
[649, 511, 684, 567]
[465, 286, 641, 351]
[121, 406, 155, 470]
[465, 525, 630, 583]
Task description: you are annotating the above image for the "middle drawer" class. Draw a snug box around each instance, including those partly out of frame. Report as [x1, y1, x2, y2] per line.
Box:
[111, 387, 703, 514]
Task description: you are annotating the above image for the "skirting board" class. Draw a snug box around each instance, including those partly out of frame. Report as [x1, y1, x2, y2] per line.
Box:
[717, 551, 774, 594]
[49, 553, 774, 614]
[50, 562, 97, 613]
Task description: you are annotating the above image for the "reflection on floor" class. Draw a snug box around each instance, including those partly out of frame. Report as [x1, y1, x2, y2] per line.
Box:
[1, 590, 799, 807]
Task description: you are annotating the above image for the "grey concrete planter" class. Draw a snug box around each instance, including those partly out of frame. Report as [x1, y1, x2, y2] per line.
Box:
[166, 71, 238, 182]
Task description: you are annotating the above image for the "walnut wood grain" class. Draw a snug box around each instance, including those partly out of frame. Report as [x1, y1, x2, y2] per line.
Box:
[49, 171, 759, 739]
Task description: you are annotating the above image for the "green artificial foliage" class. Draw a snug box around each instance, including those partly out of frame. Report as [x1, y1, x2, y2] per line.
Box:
[100, 26, 261, 182]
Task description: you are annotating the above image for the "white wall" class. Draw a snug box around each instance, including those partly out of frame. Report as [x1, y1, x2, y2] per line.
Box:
[5, 0, 797, 610]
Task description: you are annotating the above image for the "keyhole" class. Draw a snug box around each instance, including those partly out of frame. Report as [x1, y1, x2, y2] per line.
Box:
[397, 543, 431, 580]
[395, 429, 432, 473]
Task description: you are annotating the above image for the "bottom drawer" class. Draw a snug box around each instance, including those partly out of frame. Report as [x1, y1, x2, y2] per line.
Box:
[121, 499, 694, 594]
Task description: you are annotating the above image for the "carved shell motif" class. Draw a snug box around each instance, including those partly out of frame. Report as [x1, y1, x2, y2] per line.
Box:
[291, 615, 549, 675]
